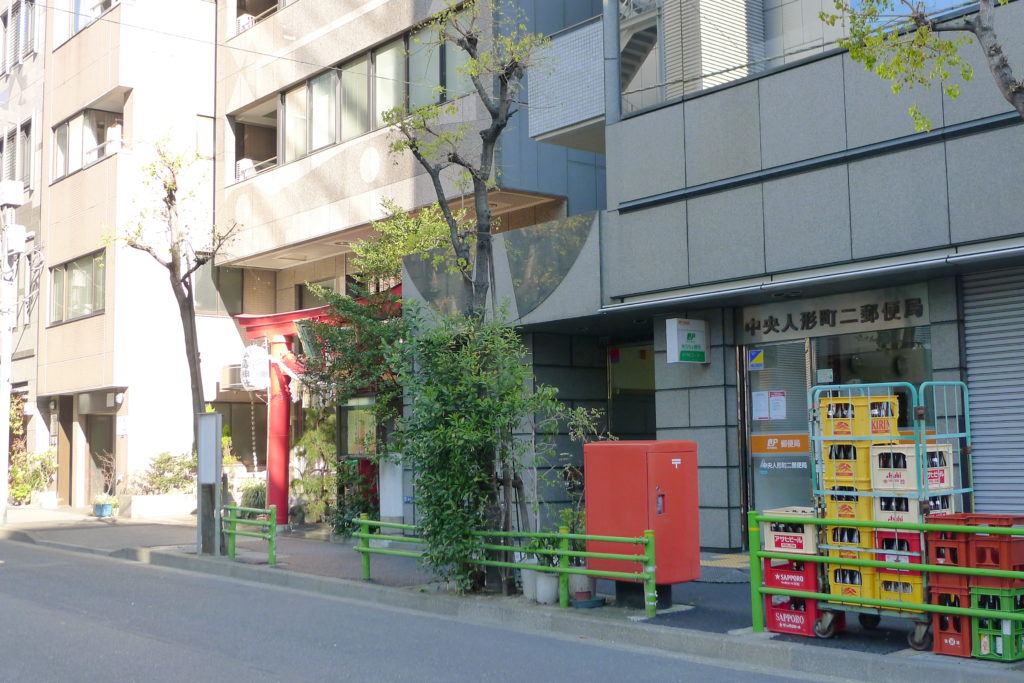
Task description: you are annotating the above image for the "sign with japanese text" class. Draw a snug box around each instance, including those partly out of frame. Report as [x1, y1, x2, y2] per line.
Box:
[666, 318, 708, 364]
[740, 284, 929, 344]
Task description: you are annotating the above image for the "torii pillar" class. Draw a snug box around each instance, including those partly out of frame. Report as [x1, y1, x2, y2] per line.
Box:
[235, 307, 328, 526]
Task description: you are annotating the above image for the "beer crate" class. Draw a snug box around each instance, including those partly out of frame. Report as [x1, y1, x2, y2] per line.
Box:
[967, 514, 1024, 589]
[819, 396, 899, 438]
[927, 514, 972, 589]
[876, 574, 925, 613]
[970, 586, 1024, 662]
[875, 529, 923, 578]
[931, 583, 972, 658]
[872, 492, 958, 525]
[764, 596, 845, 637]
[827, 564, 876, 605]
[869, 443, 954, 492]
[763, 558, 817, 592]
[825, 525, 874, 551]
[824, 487, 872, 522]
[822, 442, 872, 486]
[762, 506, 817, 556]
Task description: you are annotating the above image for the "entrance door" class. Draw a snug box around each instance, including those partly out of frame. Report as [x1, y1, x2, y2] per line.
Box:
[744, 341, 812, 511]
[86, 415, 115, 499]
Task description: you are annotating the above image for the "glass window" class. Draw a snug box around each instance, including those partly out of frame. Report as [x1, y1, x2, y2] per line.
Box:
[195, 262, 242, 315]
[84, 110, 120, 165]
[67, 115, 83, 174]
[51, 251, 104, 323]
[53, 122, 68, 179]
[298, 278, 335, 309]
[309, 72, 337, 151]
[374, 39, 405, 127]
[445, 42, 473, 100]
[18, 121, 31, 186]
[3, 129, 14, 181]
[341, 57, 369, 141]
[409, 27, 441, 109]
[283, 85, 307, 163]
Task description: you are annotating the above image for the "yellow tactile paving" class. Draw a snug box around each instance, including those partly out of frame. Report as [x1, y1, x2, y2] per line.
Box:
[700, 553, 751, 569]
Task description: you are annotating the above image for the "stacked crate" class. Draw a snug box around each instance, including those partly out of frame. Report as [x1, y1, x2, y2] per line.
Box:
[761, 507, 834, 637]
[868, 442, 957, 612]
[819, 396, 902, 607]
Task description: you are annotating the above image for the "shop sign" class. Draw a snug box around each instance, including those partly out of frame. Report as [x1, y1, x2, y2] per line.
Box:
[666, 318, 708, 364]
[740, 284, 929, 344]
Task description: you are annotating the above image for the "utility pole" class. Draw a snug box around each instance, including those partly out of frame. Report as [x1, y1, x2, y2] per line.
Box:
[0, 180, 26, 525]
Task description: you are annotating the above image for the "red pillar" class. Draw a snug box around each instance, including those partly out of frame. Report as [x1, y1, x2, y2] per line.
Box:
[268, 336, 292, 525]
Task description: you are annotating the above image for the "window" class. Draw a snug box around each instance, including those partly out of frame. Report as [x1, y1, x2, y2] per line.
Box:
[373, 39, 405, 127]
[309, 72, 337, 151]
[194, 263, 242, 315]
[52, 109, 122, 181]
[297, 278, 335, 310]
[1, 1, 33, 73]
[1, 120, 32, 187]
[340, 57, 369, 142]
[283, 86, 307, 163]
[51, 251, 105, 324]
[73, 0, 118, 35]
[409, 27, 442, 109]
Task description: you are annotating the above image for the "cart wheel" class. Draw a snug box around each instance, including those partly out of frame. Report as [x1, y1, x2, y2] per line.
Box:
[907, 623, 932, 651]
[858, 613, 881, 630]
[813, 613, 838, 639]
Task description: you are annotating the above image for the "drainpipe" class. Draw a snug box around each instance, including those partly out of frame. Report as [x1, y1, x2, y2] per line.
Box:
[604, 0, 622, 126]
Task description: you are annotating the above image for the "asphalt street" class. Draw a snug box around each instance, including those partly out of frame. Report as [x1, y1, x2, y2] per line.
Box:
[0, 540, 834, 683]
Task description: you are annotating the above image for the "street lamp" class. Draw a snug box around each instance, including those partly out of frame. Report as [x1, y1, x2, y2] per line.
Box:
[0, 179, 26, 524]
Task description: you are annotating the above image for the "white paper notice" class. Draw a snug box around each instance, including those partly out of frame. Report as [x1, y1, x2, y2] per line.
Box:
[752, 391, 770, 421]
[769, 391, 787, 421]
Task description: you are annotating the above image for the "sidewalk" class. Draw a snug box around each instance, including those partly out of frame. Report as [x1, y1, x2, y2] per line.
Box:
[2, 505, 1022, 682]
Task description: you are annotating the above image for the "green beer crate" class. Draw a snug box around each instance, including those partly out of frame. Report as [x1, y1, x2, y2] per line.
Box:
[970, 586, 1024, 662]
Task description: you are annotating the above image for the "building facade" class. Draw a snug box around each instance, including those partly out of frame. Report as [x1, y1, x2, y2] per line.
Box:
[457, 0, 1024, 548]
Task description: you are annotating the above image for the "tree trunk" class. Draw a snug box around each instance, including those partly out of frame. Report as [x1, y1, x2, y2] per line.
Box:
[170, 272, 205, 452]
[974, 1, 1024, 118]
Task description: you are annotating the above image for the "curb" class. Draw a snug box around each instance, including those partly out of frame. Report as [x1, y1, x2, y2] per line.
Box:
[4, 532, 1023, 682]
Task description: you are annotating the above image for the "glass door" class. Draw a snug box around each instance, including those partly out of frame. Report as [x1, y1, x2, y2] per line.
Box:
[744, 340, 813, 511]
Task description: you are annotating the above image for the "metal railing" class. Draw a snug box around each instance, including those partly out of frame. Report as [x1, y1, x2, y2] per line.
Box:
[748, 511, 1024, 632]
[223, 504, 278, 565]
[353, 514, 660, 617]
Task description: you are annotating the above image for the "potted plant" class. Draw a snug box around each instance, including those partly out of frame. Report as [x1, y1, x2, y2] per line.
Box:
[528, 535, 561, 604]
[559, 507, 596, 601]
[92, 493, 119, 518]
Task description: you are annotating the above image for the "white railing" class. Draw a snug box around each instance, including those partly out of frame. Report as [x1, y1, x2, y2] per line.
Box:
[235, 156, 277, 182]
[83, 138, 121, 166]
[619, 0, 658, 21]
[233, 5, 278, 36]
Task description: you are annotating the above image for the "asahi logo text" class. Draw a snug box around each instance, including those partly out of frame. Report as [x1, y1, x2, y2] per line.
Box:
[773, 534, 805, 550]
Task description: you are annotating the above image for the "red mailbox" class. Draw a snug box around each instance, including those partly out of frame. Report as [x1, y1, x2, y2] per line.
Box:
[584, 440, 700, 584]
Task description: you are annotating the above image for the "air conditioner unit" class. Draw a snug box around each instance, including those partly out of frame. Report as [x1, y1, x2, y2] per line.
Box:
[236, 13, 255, 34]
[236, 158, 254, 181]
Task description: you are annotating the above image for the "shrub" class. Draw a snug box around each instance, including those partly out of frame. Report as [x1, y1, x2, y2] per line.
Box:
[9, 450, 57, 505]
[129, 452, 198, 494]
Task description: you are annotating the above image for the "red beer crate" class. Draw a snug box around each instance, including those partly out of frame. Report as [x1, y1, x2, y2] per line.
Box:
[930, 583, 972, 658]
[762, 507, 817, 555]
[968, 514, 1024, 589]
[875, 529, 923, 578]
[765, 596, 845, 637]
[926, 513, 971, 589]
[763, 557, 817, 592]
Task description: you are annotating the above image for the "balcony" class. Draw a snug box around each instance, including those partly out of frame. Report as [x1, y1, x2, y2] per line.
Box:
[528, 17, 605, 153]
[231, 98, 278, 183]
[233, 0, 292, 37]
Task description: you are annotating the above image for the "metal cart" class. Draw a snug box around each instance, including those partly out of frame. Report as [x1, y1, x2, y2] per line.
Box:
[808, 381, 974, 649]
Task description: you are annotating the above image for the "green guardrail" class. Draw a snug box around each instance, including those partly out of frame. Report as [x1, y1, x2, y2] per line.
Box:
[748, 511, 1024, 633]
[223, 504, 278, 566]
[353, 513, 659, 617]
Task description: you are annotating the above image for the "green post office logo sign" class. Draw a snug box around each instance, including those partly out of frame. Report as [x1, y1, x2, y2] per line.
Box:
[667, 318, 708, 364]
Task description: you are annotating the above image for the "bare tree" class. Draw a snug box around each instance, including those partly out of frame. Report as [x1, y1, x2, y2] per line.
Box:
[123, 145, 238, 447]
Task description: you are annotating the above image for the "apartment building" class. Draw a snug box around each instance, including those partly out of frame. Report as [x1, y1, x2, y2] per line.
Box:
[215, 0, 606, 523]
[19, 0, 234, 507]
[424, 0, 1024, 548]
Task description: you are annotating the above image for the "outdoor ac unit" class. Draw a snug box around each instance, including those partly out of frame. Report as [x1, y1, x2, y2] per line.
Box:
[236, 13, 255, 34]
[236, 158, 254, 181]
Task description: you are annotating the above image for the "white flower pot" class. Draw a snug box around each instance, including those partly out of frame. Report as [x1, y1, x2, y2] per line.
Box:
[535, 571, 559, 605]
[520, 560, 539, 601]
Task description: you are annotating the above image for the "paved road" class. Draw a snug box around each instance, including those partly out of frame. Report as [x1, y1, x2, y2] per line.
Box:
[0, 541, 835, 683]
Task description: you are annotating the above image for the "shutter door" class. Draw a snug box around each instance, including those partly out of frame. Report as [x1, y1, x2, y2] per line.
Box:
[962, 267, 1024, 513]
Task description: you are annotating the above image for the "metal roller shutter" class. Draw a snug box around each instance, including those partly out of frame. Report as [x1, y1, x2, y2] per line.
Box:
[962, 267, 1024, 513]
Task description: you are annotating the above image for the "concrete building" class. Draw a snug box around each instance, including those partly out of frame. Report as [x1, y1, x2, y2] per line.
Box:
[10, 0, 231, 507]
[437, 0, 1024, 548]
[214, 0, 606, 522]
